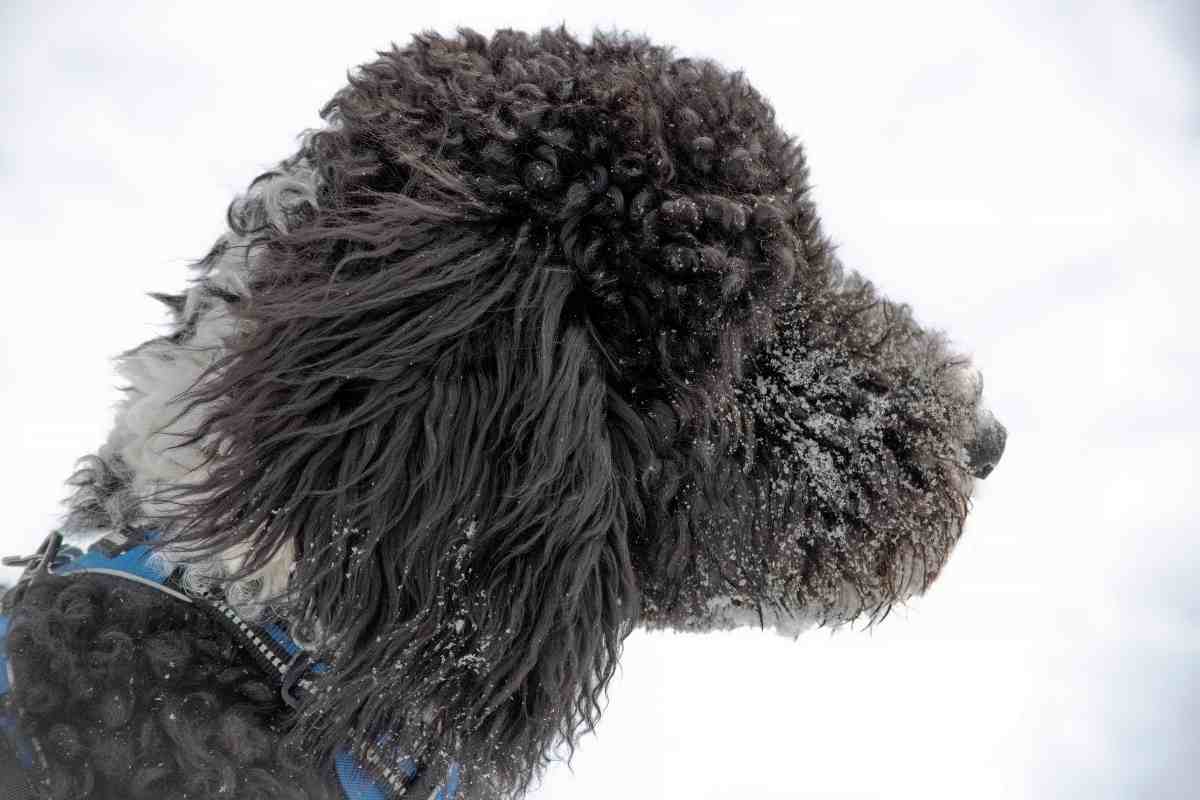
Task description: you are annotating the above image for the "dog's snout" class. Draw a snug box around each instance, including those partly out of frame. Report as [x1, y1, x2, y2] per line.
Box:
[967, 408, 1007, 479]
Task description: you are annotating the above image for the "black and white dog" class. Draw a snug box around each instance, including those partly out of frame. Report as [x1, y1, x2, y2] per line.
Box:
[0, 26, 1005, 800]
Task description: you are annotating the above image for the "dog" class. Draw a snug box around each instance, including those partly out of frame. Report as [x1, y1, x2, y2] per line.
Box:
[0, 25, 1006, 799]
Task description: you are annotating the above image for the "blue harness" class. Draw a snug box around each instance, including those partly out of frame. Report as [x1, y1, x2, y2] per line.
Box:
[0, 530, 460, 800]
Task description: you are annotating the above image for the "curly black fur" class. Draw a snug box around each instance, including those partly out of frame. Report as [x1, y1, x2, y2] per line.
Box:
[5, 575, 340, 799]
[41, 24, 998, 799]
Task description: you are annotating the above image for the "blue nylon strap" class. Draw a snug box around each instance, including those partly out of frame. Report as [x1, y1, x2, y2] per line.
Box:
[261, 621, 303, 656]
[260, 621, 331, 675]
[336, 750, 420, 800]
[0, 616, 10, 697]
[435, 763, 462, 800]
[54, 540, 170, 585]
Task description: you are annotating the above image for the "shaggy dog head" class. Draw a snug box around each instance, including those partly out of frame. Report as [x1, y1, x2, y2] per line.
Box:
[62, 26, 1005, 798]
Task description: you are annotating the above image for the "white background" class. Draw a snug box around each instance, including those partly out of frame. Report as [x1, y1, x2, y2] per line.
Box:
[2, 1, 1197, 797]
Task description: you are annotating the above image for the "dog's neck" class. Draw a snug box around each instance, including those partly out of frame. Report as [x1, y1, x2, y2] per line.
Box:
[62, 161, 320, 622]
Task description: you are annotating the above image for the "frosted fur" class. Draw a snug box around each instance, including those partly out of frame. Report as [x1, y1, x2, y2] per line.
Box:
[638, 270, 982, 636]
[46, 27, 1004, 799]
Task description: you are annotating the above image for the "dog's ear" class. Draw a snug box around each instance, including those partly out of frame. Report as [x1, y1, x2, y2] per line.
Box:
[162, 178, 642, 790]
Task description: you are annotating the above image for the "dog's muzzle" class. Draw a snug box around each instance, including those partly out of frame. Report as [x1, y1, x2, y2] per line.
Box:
[966, 408, 1007, 479]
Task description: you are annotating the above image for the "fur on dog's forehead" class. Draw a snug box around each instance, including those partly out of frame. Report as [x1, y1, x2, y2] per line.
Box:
[62, 26, 989, 798]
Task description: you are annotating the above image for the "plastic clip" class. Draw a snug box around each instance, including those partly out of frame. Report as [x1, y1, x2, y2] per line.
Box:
[2, 531, 74, 609]
[280, 650, 313, 708]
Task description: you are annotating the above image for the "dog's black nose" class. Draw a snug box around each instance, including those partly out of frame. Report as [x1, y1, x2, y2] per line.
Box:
[966, 409, 1007, 479]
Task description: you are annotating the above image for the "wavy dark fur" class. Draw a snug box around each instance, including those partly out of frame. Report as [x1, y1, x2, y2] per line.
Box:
[43, 25, 998, 799]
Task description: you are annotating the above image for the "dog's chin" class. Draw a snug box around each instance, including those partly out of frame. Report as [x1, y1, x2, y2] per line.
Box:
[640, 479, 973, 639]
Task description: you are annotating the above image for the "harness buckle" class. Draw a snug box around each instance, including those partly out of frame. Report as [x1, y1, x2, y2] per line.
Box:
[2, 531, 78, 610]
[280, 650, 314, 708]
[2, 531, 68, 573]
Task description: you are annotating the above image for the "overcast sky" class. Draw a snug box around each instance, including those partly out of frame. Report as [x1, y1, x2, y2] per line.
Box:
[1, 1, 1196, 797]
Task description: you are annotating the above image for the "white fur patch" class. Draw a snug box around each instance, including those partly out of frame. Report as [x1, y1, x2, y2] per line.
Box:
[90, 161, 319, 616]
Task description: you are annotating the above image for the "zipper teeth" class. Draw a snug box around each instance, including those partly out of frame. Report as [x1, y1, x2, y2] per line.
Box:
[360, 742, 418, 794]
[210, 599, 295, 683]
[210, 600, 414, 795]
